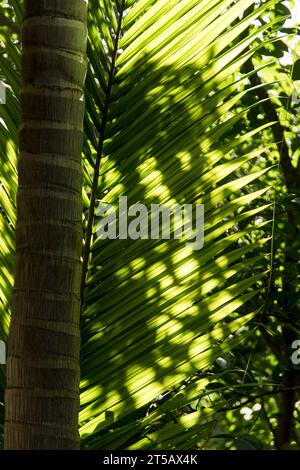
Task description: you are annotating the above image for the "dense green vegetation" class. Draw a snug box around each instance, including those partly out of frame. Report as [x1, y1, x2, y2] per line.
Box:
[0, 0, 299, 450]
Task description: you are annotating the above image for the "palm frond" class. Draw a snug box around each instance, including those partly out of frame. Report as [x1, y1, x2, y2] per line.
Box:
[79, 0, 278, 448]
[0, 0, 283, 450]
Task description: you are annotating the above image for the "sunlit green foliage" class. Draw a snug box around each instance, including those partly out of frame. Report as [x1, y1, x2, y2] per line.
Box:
[0, 0, 299, 450]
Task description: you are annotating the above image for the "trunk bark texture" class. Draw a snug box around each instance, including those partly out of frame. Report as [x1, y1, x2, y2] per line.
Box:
[4, 0, 87, 449]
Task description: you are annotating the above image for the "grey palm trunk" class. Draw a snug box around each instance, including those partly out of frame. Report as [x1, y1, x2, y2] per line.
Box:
[4, 0, 87, 449]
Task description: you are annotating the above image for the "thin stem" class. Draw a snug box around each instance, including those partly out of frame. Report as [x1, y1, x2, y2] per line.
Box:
[80, 0, 126, 307]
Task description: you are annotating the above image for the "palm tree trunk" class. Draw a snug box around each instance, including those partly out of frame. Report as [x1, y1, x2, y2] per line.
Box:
[4, 1, 87, 449]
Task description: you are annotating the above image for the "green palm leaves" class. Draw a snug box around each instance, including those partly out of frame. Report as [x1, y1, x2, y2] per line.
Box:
[79, 0, 277, 448]
[0, 0, 281, 449]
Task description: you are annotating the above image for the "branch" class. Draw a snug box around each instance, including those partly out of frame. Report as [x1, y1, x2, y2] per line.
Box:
[274, 368, 298, 449]
[243, 58, 299, 193]
[216, 385, 300, 413]
[240, 6, 300, 194]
